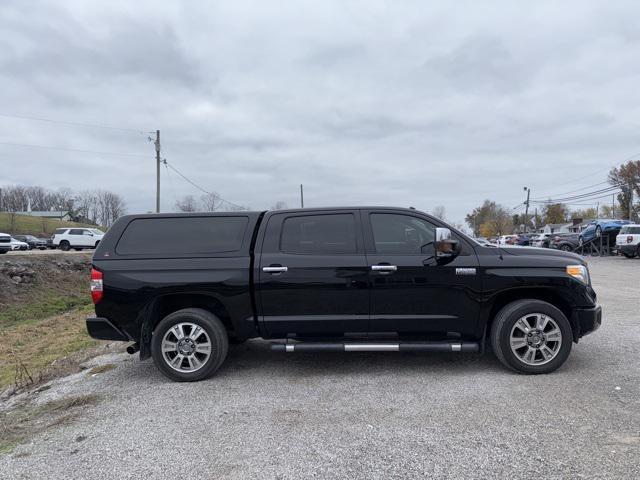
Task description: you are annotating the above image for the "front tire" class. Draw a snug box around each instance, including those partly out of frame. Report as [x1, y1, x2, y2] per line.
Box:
[152, 308, 229, 382]
[59, 241, 70, 251]
[490, 300, 573, 374]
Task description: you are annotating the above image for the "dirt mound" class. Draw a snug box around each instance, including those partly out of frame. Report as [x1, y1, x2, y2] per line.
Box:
[0, 254, 92, 309]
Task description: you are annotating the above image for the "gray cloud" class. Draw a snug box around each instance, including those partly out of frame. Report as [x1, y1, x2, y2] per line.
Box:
[2, 0, 640, 225]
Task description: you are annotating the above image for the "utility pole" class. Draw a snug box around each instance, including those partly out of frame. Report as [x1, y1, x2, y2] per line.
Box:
[300, 184, 304, 208]
[155, 130, 161, 213]
[523, 187, 531, 232]
[612, 194, 615, 218]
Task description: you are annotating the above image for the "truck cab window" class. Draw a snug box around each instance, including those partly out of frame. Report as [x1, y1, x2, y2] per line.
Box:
[280, 214, 357, 254]
[370, 213, 435, 254]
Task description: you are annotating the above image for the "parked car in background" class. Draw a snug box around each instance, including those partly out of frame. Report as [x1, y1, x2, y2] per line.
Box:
[13, 234, 48, 250]
[473, 237, 494, 246]
[532, 233, 553, 248]
[616, 224, 640, 258]
[579, 219, 632, 246]
[0, 233, 11, 254]
[52, 227, 104, 251]
[515, 234, 533, 246]
[549, 233, 579, 252]
[10, 237, 29, 251]
[497, 235, 518, 245]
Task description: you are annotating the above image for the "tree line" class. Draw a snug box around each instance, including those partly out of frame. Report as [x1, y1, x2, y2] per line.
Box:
[465, 160, 639, 237]
[0, 184, 126, 227]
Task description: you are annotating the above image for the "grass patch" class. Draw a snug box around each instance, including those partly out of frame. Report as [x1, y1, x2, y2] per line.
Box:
[0, 212, 98, 236]
[0, 292, 92, 329]
[0, 394, 101, 454]
[0, 307, 99, 391]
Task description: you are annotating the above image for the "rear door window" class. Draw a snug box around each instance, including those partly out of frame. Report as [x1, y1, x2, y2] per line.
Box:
[116, 216, 249, 255]
[280, 214, 357, 254]
[69, 229, 83, 235]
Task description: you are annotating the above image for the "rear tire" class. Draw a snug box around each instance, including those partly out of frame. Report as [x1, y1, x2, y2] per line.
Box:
[152, 308, 229, 382]
[59, 241, 70, 251]
[490, 300, 573, 374]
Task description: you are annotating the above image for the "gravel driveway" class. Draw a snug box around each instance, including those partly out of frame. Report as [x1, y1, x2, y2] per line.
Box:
[2, 256, 639, 479]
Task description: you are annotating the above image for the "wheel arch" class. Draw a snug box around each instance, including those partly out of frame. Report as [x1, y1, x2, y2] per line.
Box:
[139, 292, 235, 360]
[484, 287, 578, 343]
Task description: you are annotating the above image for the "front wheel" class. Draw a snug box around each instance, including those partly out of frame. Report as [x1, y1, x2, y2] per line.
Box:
[151, 308, 229, 382]
[490, 300, 573, 374]
[59, 241, 70, 251]
[561, 244, 572, 252]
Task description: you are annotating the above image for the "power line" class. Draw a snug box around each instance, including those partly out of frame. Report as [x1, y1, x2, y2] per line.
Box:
[0, 141, 148, 157]
[163, 160, 244, 210]
[530, 191, 621, 205]
[531, 185, 621, 204]
[531, 180, 611, 201]
[0, 113, 152, 133]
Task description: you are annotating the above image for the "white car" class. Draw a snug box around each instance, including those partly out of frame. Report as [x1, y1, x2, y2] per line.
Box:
[616, 224, 640, 258]
[10, 237, 29, 251]
[52, 227, 105, 251]
[497, 235, 518, 245]
[531, 233, 552, 248]
[0, 233, 12, 254]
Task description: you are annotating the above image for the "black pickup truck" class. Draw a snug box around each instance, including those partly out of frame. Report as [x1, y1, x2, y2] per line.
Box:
[87, 207, 601, 381]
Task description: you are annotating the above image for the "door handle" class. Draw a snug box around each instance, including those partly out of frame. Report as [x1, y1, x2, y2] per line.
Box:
[371, 265, 397, 272]
[263, 266, 288, 273]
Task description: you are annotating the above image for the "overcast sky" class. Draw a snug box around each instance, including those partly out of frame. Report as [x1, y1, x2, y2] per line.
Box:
[2, 0, 640, 226]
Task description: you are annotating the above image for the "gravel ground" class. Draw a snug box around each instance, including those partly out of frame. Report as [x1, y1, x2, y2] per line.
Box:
[2, 256, 639, 479]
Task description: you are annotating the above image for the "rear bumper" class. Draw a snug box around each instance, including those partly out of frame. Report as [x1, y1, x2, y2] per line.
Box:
[573, 305, 602, 340]
[86, 317, 130, 341]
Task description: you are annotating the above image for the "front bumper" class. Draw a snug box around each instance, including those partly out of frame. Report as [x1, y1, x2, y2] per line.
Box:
[86, 317, 130, 341]
[573, 305, 602, 340]
[617, 244, 637, 255]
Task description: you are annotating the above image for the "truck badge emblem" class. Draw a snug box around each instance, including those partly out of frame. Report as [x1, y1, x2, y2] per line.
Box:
[456, 268, 476, 276]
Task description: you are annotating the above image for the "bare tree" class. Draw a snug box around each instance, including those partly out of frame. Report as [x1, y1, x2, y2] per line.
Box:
[431, 205, 446, 220]
[271, 201, 288, 210]
[175, 195, 198, 212]
[200, 193, 221, 212]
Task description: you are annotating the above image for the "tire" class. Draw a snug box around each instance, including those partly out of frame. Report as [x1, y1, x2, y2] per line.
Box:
[59, 241, 70, 251]
[490, 300, 573, 374]
[0, 250, 6, 254]
[151, 308, 229, 382]
[74, 248, 82, 251]
[561, 244, 572, 252]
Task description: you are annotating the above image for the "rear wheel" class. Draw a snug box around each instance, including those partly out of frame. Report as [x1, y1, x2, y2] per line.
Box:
[490, 300, 572, 374]
[152, 308, 229, 382]
[59, 241, 70, 251]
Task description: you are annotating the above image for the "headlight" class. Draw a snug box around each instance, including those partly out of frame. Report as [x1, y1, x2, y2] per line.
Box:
[566, 265, 590, 285]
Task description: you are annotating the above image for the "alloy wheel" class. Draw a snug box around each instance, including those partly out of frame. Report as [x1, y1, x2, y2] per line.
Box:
[161, 322, 212, 372]
[509, 313, 562, 366]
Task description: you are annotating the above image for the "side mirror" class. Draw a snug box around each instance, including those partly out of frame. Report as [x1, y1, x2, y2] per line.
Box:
[435, 227, 461, 261]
